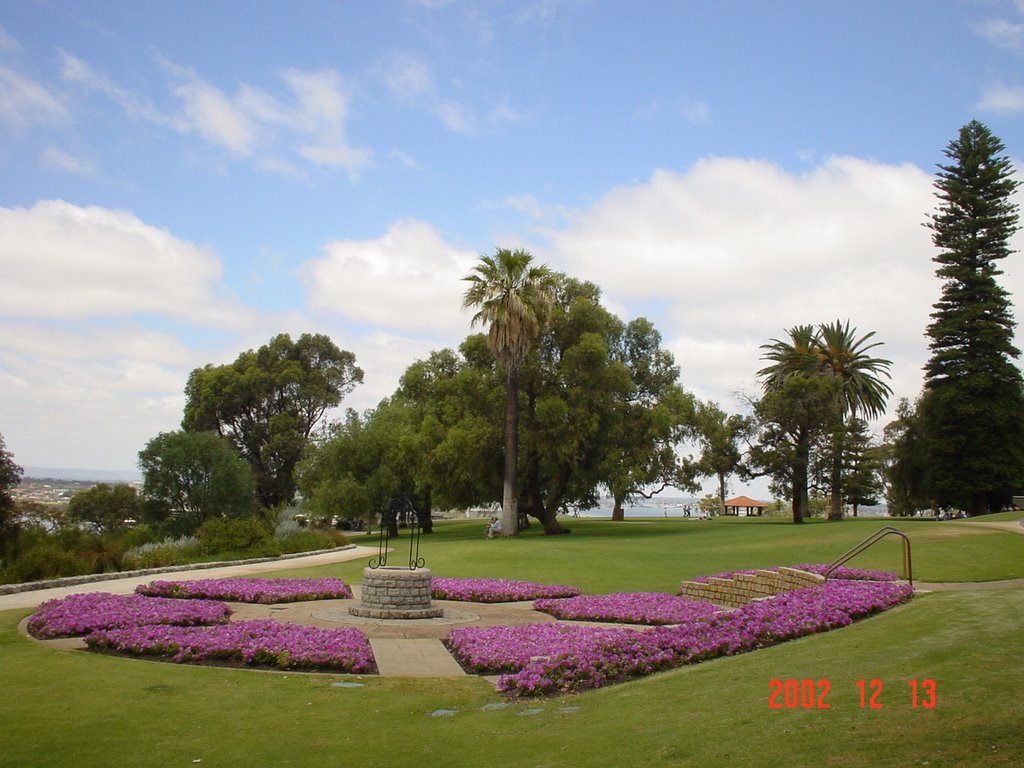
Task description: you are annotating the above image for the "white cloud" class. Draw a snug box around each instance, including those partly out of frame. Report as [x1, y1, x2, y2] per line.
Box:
[384, 54, 435, 100]
[60, 52, 179, 128]
[0, 66, 67, 131]
[297, 219, 478, 337]
[977, 83, 1024, 112]
[0, 322, 200, 469]
[542, 155, 1022, 425]
[389, 148, 422, 170]
[680, 99, 709, 124]
[62, 52, 371, 176]
[0, 24, 21, 53]
[41, 145, 95, 175]
[343, 330, 448, 412]
[977, 16, 1024, 51]
[172, 75, 256, 155]
[383, 52, 514, 135]
[0, 200, 247, 326]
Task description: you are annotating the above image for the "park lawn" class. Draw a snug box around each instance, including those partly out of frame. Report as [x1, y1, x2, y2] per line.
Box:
[273, 516, 1024, 590]
[1, 517, 1022, 767]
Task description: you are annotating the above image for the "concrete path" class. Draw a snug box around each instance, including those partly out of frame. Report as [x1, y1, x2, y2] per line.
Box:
[0, 545, 378, 611]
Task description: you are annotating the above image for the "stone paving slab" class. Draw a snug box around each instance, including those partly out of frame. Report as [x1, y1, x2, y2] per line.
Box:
[370, 638, 466, 677]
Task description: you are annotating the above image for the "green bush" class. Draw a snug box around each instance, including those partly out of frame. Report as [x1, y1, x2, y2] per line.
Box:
[277, 528, 347, 554]
[122, 535, 202, 569]
[2, 540, 86, 583]
[196, 517, 273, 555]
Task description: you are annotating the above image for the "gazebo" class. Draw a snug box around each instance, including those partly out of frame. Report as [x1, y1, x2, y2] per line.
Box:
[722, 495, 768, 516]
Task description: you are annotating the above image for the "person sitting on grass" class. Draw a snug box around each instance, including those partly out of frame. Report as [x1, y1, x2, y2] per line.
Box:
[486, 516, 502, 539]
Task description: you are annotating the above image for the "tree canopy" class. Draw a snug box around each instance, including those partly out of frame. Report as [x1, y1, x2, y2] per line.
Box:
[303, 274, 695, 535]
[138, 430, 257, 534]
[67, 483, 140, 534]
[0, 433, 23, 549]
[182, 333, 363, 508]
[752, 321, 890, 523]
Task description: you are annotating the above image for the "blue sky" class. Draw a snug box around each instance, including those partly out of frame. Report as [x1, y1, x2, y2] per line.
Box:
[2, 1, 1023, 501]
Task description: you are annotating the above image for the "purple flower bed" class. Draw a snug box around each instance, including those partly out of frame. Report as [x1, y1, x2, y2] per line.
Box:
[447, 623, 646, 673]
[431, 577, 581, 603]
[27, 592, 232, 639]
[690, 564, 898, 583]
[534, 592, 722, 625]
[135, 577, 353, 603]
[448, 580, 913, 696]
[85, 619, 375, 672]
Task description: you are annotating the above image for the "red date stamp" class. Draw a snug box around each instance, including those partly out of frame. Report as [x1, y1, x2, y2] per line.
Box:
[768, 678, 937, 709]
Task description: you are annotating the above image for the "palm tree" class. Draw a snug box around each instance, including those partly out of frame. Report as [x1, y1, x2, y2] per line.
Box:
[757, 321, 892, 522]
[816, 320, 893, 520]
[462, 249, 555, 537]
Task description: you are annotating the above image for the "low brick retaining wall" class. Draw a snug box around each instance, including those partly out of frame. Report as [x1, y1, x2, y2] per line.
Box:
[680, 567, 824, 608]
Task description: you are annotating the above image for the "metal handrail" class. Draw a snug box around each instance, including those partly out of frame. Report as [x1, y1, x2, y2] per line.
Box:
[823, 526, 913, 586]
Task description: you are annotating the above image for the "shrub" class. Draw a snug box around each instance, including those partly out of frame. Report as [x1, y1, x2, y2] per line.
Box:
[2, 539, 86, 583]
[123, 535, 201, 570]
[196, 518, 273, 555]
[277, 528, 347, 554]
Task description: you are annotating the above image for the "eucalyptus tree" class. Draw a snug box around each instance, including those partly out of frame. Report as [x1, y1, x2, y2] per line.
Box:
[749, 370, 841, 523]
[182, 333, 363, 508]
[462, 249, 555, 537]
[693, 401, 751, 515]
[601, 318, 699, 521]
[0, 433, 23, 550]
[138, 430, 256, 534]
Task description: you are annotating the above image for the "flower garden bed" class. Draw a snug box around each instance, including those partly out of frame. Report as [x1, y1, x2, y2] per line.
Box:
[534, 592, 722, 625]
[448, 579, 914, 697]
[27, 592, 232, 639]
[26, 572, 912, 691]
[27, 580, 374, 673]
[431, 577, 581, 603]
[135, 577, 353, 603]
[86, 619, 375, 672]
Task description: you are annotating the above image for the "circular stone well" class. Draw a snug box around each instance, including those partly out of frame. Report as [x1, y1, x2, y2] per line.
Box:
[348, 566, 444, 620]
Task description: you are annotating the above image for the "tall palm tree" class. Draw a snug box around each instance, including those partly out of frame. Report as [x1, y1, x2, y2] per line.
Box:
[816, 320, 893, 520]
[758, 321, 892, 521]
[462, 249, 555, 537]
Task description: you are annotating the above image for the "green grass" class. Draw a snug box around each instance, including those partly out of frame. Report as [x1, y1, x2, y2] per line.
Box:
[2, 516, 1022, 767]
[276, 516, 1024, 588]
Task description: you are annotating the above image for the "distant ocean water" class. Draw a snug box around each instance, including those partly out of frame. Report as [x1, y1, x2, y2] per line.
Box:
[23, 466, 142, 482]
[572, 503, 888, 518]
[572, 503, 703, 518]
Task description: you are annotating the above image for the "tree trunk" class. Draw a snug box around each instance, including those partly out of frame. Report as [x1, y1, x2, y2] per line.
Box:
[969, 492, 989, 517]
[828, 434, 844, 521]
[792, 432, 808, 524]
[612, 491, 626, 521]
[538, 503, 569, 534]
[501, 366, 520, 536]
[717, 474, 727, 516]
